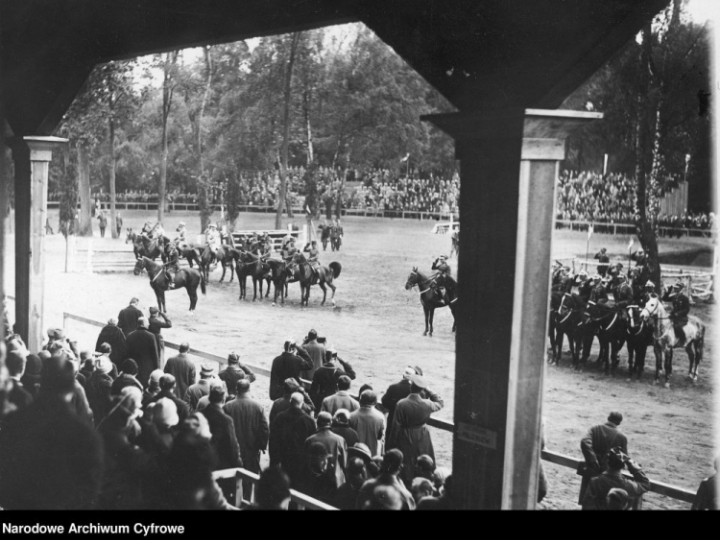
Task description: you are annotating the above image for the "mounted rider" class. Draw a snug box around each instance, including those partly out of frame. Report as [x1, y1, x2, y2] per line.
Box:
[613, 273, 634, 325]
[577, 272, 596, 303]
[303, 240, 321, 281]
[140, 221, 154, 238]
[204, 223, 221, 263]
[631, 249, 647, 269]
[642, 280, 658, 306]
[175, 222, 188, 245]
[164, 240, 181, 289]
[664, 280, 690, 343]
[432, 255, 456, 303]
[589, 275, 610, 305]
[260, 232, 273, 257]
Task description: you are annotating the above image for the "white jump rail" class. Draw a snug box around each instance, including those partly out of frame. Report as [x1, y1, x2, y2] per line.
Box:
[63, 311, 697, 507]
[212, 467, 338, 510]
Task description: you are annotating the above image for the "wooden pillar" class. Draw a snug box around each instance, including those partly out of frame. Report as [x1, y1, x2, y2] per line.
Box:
[423, 109, 601, 509]
[10, 136, 68, 352]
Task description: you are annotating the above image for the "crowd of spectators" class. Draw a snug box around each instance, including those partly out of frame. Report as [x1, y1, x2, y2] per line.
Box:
[1, 295, 718, 510]
[0, 299, 456, 510]
[556, 170, 716, 233]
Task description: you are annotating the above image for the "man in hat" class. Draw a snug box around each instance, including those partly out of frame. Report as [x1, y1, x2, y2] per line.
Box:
[356, 449, 415, 510]
[590, 275, 610, 305]
[320, 219, 331, 251]
[582, 447, 650, 510]
[164, 342, 196, 402]
[388, 374, 444, 487]
[219, 352, 256, 399]
[298, 442, 338, 505]
[143, 369, 164, 408]
[149, 373, 190, 424]
[665, 280, 691, 343]
[115, 212, 123, 238]
[117, 298, 143, 338]
[594, 247, 610, 277]
[579, 412, 628, 505]
[148, 308, 172, 369]
[303, 240, 321, 281]
[223, 379, 269, 482]
[332, 409, 359, 447]
[174, 222, 188, 247]
[305, 411, 348, 487]
[614, 273, 634, 323]
[631, 249, 647, 269]
[334, 456, 368, 509]
[321, 375, 360, 416]
[184, 365, 215, 411]
[95, 318, 127, 367]
[269, 339, 314, 401]
[381, 366, 420, 435]
[204, 223, 221, 264]
[270, 378, 316, 422]
[301, 329, 326, 380]
[201, 384, 241, 471]
[642, 280, 658, 306]
[5, 351, 34, 412]
[269, 392, 317, 486]
[350, 390, 386, 457]
[85, 354, 115, 426]
[126, 318, 160, 388]
[577, 273, 596, 303]
[310, 351, 356, 412]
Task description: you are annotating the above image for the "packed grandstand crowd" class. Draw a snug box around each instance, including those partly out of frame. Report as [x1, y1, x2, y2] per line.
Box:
[46, 168, 715, 229]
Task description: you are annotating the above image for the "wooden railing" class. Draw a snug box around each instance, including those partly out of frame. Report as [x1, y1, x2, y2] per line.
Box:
[63, 311, 696, 507]
[212, 467, 338, 510]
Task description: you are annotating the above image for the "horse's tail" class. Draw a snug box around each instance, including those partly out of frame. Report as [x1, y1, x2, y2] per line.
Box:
[200, 273, 207, 295]
[330, 262, 342, 279]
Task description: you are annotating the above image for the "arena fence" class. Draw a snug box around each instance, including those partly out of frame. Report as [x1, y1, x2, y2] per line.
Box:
[555, 219, 717, 238]
[61, 311, 696, 508]
[212, 467, 338, 510]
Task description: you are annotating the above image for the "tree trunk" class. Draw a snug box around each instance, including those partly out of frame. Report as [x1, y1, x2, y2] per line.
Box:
[159, 119, 168, 223]
[158, 51, 178, 223]
[304, 88, 314, 165]
[108, 117, 118, 238]
[77, 143, 93, 236]
[276, 32, 300, 230]
[198, 47, 214, 232]
[634, 23, 661, 287]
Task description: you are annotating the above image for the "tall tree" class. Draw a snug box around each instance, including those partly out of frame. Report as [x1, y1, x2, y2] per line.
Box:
[276, 32, 300, 229]
[158, 51, 179, 223]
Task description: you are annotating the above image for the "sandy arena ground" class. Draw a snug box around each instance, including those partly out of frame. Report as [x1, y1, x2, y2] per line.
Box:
[3, 209, 717, 509]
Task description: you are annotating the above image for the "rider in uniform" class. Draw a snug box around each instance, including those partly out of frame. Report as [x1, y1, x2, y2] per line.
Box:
[261, 232, 273, 257]
[204, 223, 221, 266]
[153, 222, 166, 240]
[331, 218, 343, 251]
[175, 222, 188, 247]
[665, 280, 690, 343]
[303, 240, 321, 281]
[577, 273, 596, 303]
[589, 275, 609, 305]
[432, 255, 456, 303]
[594, 247, 610, 277]
[631, 249, 647, 269]
[140, 221, 153, 238]
[613, 273, 634, 326]
[642, 280, 658, 306]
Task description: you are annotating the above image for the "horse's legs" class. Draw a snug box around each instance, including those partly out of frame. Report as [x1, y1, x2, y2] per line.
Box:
[265, 278, 271, 298]
[328, 281, 336, 306]
[653, 344, 663, 383]
[665, 348, 673, 387]
[252, 277, 258, 301]
[637, 344, 647, 381]
[693, 340, 704, 380]
[422, 305, 429, 336]
[188, 285, 198, 311]
[627, 341, 635, 379]
[220, 263, 227, 282]
[319, 282, 327, 305]
[428, 308, 435, 337]
[554, 331, 564, 365]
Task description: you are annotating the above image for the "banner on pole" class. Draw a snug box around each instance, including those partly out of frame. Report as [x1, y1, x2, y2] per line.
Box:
[628, 238, 634, 250]
[587, 225, 593, 240]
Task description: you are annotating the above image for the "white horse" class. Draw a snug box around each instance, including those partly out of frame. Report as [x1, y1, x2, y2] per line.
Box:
[640, 296, 705, 387]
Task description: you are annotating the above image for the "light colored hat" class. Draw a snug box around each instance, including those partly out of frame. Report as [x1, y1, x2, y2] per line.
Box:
[148, 369, 164, 386]
[120, 386, 143, 420]
[96, 356, 114, 375]
[152, 397, 179, 428]
[645, 280, 655, 288]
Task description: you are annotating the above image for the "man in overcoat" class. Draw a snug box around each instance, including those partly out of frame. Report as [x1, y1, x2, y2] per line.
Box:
[269, 340, 313, 400]
[578, 411, 628, 504]
[269, 393, 317, 486]
[164, 342, 196, 402]
[125, 317, 160, 388]
[95, 318, 127, 366]
[117, 298, 143, 338]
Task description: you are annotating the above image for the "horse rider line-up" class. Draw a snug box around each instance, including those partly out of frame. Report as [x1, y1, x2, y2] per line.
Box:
[552, 245, 692, 345]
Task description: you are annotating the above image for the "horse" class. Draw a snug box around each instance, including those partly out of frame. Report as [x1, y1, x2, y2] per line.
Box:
[624, 305, 653, 381]
[292, 252, 342, 307]
[549, 292, 585, 366]
[218, 247, 242, 283]
[173, 240, 202, 269]
[133, 233, 167, 264]
[641, 296, 705, 387]
[405, 267, 456, 337]
[126, 228, 145, 261]
[586, 301, 627, 375]
[135, 256, 205, 314]
[267, 258, 293, 306]
[235, 251, 272, 301]
[198, 244, 234, 284]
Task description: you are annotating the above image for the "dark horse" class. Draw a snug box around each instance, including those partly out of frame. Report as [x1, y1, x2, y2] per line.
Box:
[405, 267, 456, 337]
[625, 305, 653, 381]
[267, 258, 293, 306]
[293, 253, 342, 307]
[235, 251, 272, 301]
[549, 292, 585, 366]
[127, 230, 166, 265]
[134, 256, 206, 313]
[198, 244, 236, 284]
[584, 301, 628, 375]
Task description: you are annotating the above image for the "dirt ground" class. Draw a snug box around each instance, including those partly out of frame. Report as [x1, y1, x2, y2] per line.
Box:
[3, 210, 716, 509]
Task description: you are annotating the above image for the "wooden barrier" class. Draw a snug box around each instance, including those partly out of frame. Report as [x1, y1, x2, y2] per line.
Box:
[63, 311, 697, 507]
[212, 467, 338, 510]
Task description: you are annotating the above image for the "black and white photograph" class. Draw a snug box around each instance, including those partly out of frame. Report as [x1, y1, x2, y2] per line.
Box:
[0, 0, 718, 515]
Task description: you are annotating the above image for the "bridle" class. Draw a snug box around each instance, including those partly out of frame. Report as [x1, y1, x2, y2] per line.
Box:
[407, 270, 439, 294]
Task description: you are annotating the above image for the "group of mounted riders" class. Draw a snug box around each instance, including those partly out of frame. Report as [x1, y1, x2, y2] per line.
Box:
[549, 245, 699, 384]
[129, 220, 339, 305]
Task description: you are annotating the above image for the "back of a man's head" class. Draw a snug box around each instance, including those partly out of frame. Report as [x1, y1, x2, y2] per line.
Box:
[608, 411, 623, 425]
[337, 375, 351, 391]
[606, 488, 629, 510]
[120, 358, 138, 376]
[363, 484, 403, 510]
[380, 449, 404, 476]
[290, 392, 304, 409]
[6, 351, 26, 378]
[317, 411, 332, 427]
[256, 466, 291, 510]
[606, 447, 627, 471]
[137, 317, 147, 328]
[359, 390, 377, 407]
[130, 297, 139, 306]
[411, 477, 434, 503]
[209, 385, 226, 405]
[179, 342, 190, 353]
[283, 378, 299, 396]
[160, 374, 177, 392]
[236, 379, 251, 395]
[98, 342, 112, 355]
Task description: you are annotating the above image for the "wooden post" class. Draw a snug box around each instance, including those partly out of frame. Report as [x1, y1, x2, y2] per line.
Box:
[10, 136, 68, 352]
[423, 109, 601, 509]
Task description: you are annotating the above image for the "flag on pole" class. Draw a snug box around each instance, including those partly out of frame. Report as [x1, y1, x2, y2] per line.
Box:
[628, 238, 634, 250]
[587, 224, 593, 240]
[400, 153, 410, 163]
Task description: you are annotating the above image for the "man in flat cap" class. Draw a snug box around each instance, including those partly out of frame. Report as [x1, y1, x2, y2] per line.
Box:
[95, 318, 127, 367]
[184, 365, 215, 412]
[388, 374, 444, 487]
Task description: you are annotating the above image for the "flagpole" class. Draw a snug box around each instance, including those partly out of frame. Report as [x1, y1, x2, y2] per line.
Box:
[585, 225, 593, 271]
